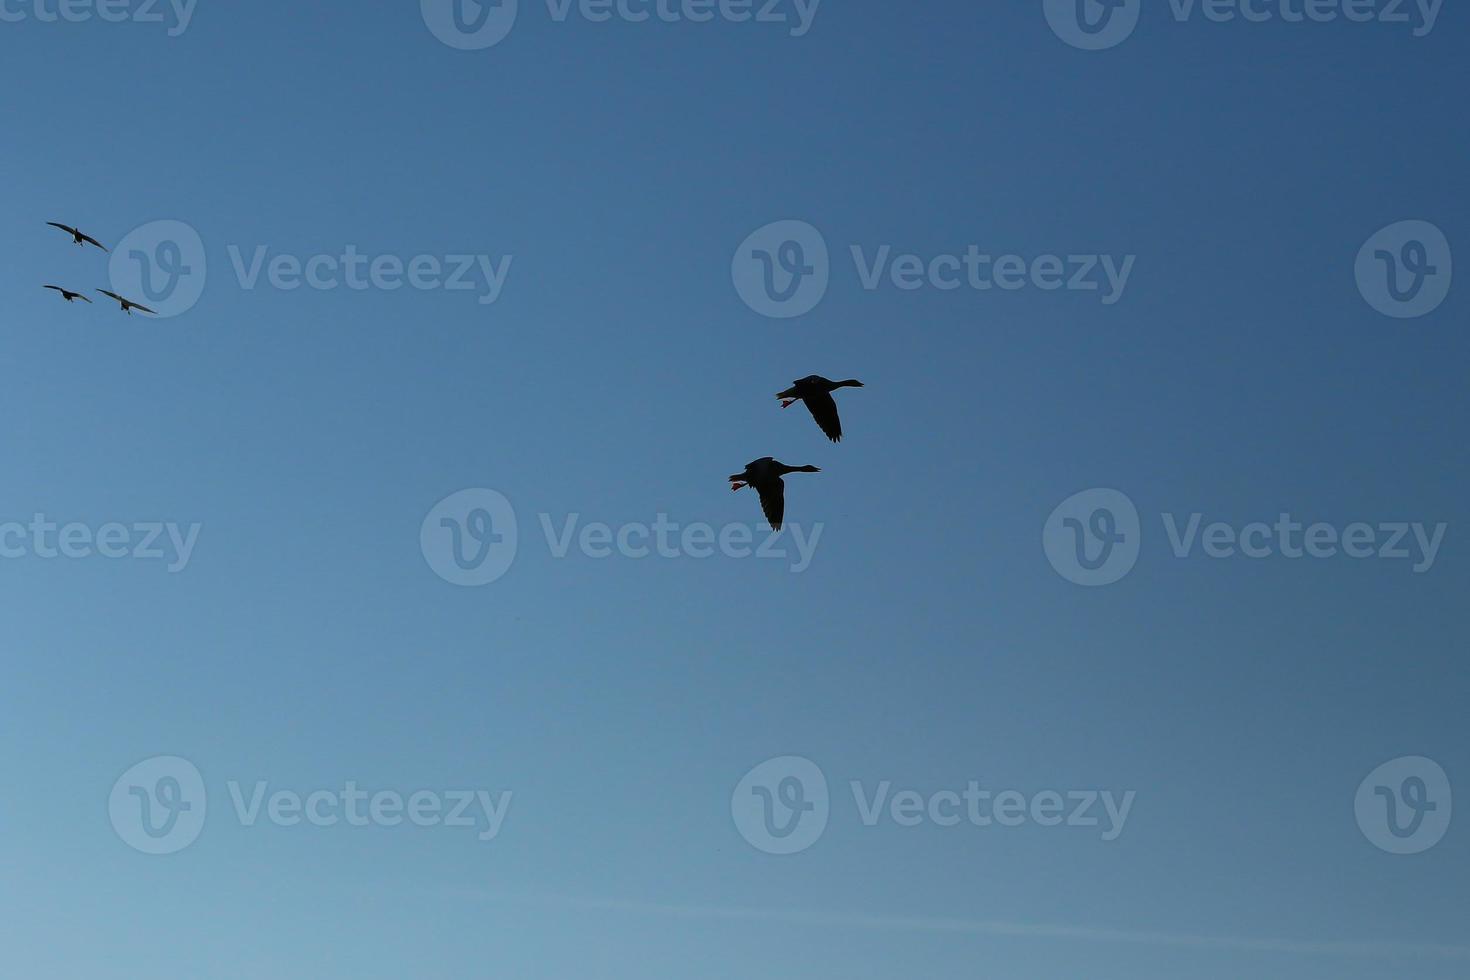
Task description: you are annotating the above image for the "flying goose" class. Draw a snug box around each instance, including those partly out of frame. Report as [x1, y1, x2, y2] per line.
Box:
[777, 376, 864, 443]
[729, 457, 820, 531]
[47, 222, 108, 251]
[44, 285, 92, 303]
[97, 289, 156, 315]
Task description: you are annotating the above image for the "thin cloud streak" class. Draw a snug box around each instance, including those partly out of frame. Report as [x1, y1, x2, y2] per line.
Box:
[462, 893, 1470, 962]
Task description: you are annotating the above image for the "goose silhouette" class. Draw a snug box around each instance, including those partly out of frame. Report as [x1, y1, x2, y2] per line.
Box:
[729, 457, 820, 530]
[97, 289, 156, 315]
[43, 285, 92, 303]
[47, 222, 108, 251]
[777, 375, 864, 442]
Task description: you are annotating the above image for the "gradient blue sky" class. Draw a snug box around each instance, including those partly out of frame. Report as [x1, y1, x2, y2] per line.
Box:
[3, 2, 1466, 977]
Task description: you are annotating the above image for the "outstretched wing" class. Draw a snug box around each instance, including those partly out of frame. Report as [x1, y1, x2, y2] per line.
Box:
[77, 293, 93, 303]
[43, 284, 64, 293]
[79, 232, 108, 251]
[131, 300, 158, 314]
[755, 478, 785, 531]
[803, 391, 843, 442]
[46, 222, 75, 235]
[97, 289, 124, 303]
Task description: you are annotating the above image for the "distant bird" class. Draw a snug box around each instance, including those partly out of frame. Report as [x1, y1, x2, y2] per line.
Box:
[47, 222, 108, 251]
[777, 375, 865, 443]
[43, 285, 92, 303]
[729, 457, 820, 530]
[96, 289, 156, 315]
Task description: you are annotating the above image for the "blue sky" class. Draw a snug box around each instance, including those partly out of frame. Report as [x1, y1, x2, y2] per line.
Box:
[2, 1, 1466, 976]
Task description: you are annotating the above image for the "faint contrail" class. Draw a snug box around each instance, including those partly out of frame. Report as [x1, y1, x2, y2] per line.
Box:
[463, 893, 1470, 961]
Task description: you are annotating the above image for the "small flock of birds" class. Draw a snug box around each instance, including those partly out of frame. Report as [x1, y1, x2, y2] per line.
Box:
[42, 219, 855, 529]
[729, 376, 864, 530]
[42, 222, 157, 315]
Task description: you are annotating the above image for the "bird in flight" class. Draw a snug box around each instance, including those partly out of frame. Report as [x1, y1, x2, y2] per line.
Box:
[96, 290, 156, 315]
[43, 285, 92, 303]
[777, 375, 865, 443]
[729, 457, 820, 531]
[47, 222, 108, 251]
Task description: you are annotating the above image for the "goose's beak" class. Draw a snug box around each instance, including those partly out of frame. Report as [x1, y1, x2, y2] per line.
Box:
[730, 481, 746, 492]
